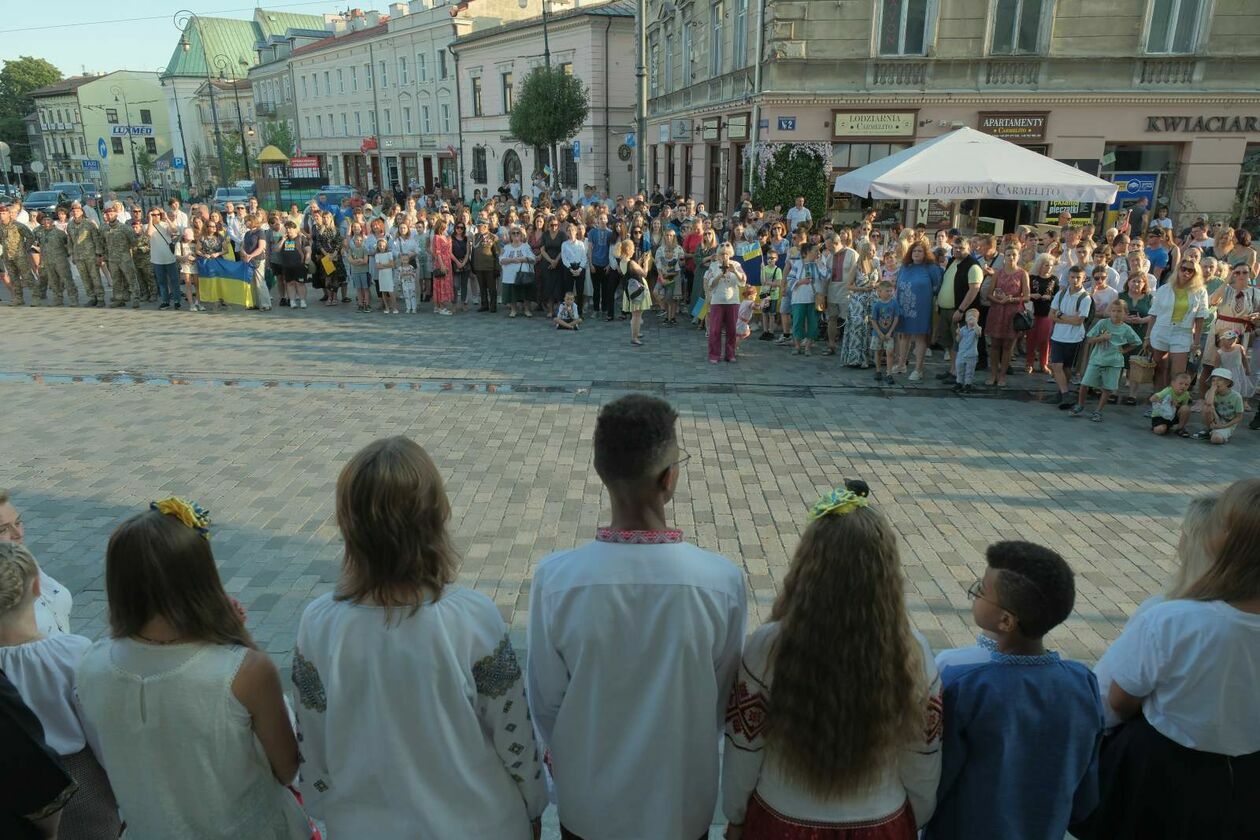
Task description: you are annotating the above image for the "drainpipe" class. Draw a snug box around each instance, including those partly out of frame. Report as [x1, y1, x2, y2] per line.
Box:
[604, 16, 613, 196]
[450, 43, 465, 198]
[747, 0, 767, 196]
[635, 0, 647, 193]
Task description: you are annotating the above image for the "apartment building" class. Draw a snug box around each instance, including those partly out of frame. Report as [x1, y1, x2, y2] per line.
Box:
[249, 29, 331, 160]
[191, 78, 261, 184]
[646, 0, 1260, 227]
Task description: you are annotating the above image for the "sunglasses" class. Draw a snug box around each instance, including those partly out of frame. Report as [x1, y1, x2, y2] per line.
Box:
[1179, 265, 1196, 272]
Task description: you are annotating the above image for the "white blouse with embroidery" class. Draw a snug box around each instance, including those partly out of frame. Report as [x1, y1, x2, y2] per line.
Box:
[722, 621, 943, 828]
[292, 587, 545, 839]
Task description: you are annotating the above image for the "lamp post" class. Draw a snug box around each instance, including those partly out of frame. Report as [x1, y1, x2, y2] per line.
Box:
[175, 9, 228, 189]
[635, 0, 646, 194]
[518, 0, 560, 190]
[213, 53, 254, 181]
[110, 85, 142, 188]
[158, 67, 194, 195]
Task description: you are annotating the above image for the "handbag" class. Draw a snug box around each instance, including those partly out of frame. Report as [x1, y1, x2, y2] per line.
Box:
[1012, 309, 1033, 332]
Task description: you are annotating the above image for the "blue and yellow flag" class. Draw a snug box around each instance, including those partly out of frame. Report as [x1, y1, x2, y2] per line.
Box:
[196, 258, 255, 308]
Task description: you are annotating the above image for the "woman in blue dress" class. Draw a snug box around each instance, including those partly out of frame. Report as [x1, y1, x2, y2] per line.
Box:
[895, 240, 943, 382]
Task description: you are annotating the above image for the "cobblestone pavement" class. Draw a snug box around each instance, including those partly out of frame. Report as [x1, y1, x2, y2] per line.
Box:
[2, 301, 1255, 837]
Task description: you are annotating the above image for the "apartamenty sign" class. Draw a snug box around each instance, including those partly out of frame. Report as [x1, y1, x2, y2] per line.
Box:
[832, 111, 915, 139]
[1146, 115, 1260, 133]
[978, 112, 1048, 142]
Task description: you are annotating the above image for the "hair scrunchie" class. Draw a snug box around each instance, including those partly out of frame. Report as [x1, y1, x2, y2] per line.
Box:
[807, 487, 871, 522]
[150, 497, 212, 540]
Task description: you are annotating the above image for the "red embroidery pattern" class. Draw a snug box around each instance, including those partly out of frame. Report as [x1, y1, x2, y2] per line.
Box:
[726, 679, 769, 742]
[595, 527, 684, 544]
[924, 692, 944, 743]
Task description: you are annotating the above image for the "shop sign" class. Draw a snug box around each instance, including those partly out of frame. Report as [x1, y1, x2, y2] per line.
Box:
[701, 118, 720, 141]
[1108, 172, 1157, 211]
[727, 113, 750, 141]
[289, 156, 319, 170]
[1044, 159, 1101, 223]
[658, 124, 670, 143]
[977, 112, 1047, 142]
[672, 119, 691, 141]
[777, 117, 797, 131]
[1146, 115, 1260, 133]
[832, 111, 915, 139]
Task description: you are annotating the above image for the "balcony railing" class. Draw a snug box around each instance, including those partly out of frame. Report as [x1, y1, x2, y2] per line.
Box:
[870, 61, 928, 87]
[983, 59, 1040, 87]
[1138, 58, 1197, 85]
[255, 102, 277, 117]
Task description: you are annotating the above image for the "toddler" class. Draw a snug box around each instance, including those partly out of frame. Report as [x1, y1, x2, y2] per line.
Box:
[1071, 300, 1141, 422]
[735, 283, 761, 346]
[869, 280, 901, 384]
[373, 238, 398, 315]
[1213, 330, 1253, 410]
[554, 290, 582, 331]
[1194, 367, 1244, 444]
[952, 309, 982, 394]
[1148, 372, 1194, 436]
[400, 265, 418, 314]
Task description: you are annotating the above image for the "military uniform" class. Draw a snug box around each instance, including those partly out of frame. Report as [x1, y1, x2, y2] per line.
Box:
[103, 219, 140, 307]
[67, 217, 105, 306]
[0, 219, 37, 306]
[132, 228, 156, 301]
[32, 224, 77, 306]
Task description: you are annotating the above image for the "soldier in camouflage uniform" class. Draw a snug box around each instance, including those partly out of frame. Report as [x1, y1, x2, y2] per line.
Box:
[67, 202, 106, 306]
[103, 204, 140, 308]
[130, 216, 157, 302]
[0, 203, 38, 306]
[32, 212, 78, 306]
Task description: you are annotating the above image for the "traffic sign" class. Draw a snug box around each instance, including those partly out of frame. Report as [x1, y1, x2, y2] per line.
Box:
[29, 161, 44, 174]
[572, 140, 581, 160]
[82, 160, 100, 171]
[172, 157, 185, 170]
[97, 138, 108, 159]
[12, 165, 22, 174]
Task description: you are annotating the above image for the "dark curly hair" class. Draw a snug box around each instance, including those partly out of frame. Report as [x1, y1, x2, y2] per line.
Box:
[593, 394, 678, 484]
[986, 541, 1076, 638]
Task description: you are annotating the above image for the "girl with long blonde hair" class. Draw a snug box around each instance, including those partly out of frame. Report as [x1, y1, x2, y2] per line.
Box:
[722, 487, 940, 839]
[1147, 258, 1209, 390]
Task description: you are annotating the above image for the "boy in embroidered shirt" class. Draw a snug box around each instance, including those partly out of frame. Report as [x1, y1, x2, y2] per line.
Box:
[1148, 372, 1194, 436]
[869, 280, 901, 385]
[925, 541, 1103, 840]
[1070, 300, 1141, 422]
[554, 290, 582, 331]
[1193, 367, 1245, 444]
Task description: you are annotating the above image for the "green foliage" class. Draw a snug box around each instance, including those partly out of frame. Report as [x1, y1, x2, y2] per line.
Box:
[508, 66, 589, 151]
[261, 120, 294, 157]
[0, 56, 62, 168]
[751, 145, 831, 223]
[135, 150, 155, 185]
[222, 131, 249, 182]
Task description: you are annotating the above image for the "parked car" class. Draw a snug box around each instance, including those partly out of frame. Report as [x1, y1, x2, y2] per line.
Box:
[22, 190, 72, 215]
[211, 186, 252, 212]
[233, 180, 256, 196]
[50, 182, 100, 205]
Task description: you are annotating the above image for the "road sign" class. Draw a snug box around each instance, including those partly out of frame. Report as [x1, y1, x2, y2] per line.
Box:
[172, 156, 185, 170]
[777, 117, 797, 131]
[82, 159, 100, 171]
[97, 138, 108, 159]
[572, 139, 581, 160]
[11, 165, 21, 175]
[29, 161, 44, 174]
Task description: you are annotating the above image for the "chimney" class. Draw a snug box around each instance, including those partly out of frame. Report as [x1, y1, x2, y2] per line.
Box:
[408, 0, 431, 12]
[363, 10, 384, 26]
[327, 18, 348, 33]
[389, 2, 408, 17]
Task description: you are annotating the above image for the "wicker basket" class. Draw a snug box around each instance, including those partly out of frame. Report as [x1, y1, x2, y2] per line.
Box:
[1129, 355, 1156, 385]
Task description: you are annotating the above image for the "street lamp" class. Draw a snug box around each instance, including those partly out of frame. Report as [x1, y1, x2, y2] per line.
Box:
[519, 0, 561, 190]
[159, 67, 194, 195]
[174, 9, 228, 189]
[110, 84, 142, 188]
[213, 53, 253, 181]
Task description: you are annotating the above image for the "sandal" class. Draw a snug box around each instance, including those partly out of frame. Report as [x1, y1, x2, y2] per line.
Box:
[1090, 411, 1103, 423]
[1176, 428, 1191, 438]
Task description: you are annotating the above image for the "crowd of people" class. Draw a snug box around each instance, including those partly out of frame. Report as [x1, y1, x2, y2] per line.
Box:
[1, 394, 1257, 840]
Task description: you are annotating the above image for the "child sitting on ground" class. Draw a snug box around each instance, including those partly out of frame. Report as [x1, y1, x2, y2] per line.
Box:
[952, 309, 982, 394]
[554, 290, 582, 331]
[1194, 367, 1245, 444]
[1071, 300, 1141, 422]
[1148, 372, 1194, 437]
[869, 280, 901, 385]
[924, 541, 1103, 840]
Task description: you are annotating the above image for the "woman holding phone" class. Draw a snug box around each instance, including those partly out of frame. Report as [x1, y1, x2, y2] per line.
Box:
[705, 243, 746, 363]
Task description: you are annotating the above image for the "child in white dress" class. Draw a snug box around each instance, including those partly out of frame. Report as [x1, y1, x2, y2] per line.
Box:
[374, 238, 398, 315]
[400, 265, 418, 314]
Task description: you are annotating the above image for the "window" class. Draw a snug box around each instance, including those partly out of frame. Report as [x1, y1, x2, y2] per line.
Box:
[351, 66, 358, 91]
[560, 145, 578, 186]
[145, 137, 157, 154]
[682, 23, 694, 85]
[329, 113, 335, 135]
[832, 143, 910, 170]
[733, 0, 748, 66]
[421, 105, 431, 133]
[472, 76, 483, 116]
[1146, 0, 1203, 54]
[650, 36, 660, 95]
[106, 108, 119, 124]
[369, 110, 376, 132]
[366, 63, 373, 89]
[560, 61, 573, 75]
[111, 137, 124, 154]
[502, 71, 513, 113]
[991, 0, 1045, 54]
[399, 56, 408, 85]
[472, 146, 487, 183]
[338, 68, 344, 93]
[439, 50, 448, 79]
[664, 31, 674, 90]
[418, 52, 428, 82]
[324, 71, 331, 95]
[305, 115, 312, 135]
[379, 61, 388, 87]
[316, 114, 323, 136]
[140, 109, 152, 124]
[308, 74, 316, 98]
[879, 0, 930, 55]
[355, 111, 362, 133]
[383, 108, 392, 134]
[440, 102, 451, 132]
[341, 113, 348, 135]
[710, 3, 724, 76]
[403, 106, 412, 133]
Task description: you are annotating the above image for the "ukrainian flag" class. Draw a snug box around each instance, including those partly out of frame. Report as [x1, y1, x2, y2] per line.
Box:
[197, 258, 256, 308]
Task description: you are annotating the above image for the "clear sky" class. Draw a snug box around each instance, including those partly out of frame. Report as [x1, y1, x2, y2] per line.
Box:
[0, 0, 338, 78]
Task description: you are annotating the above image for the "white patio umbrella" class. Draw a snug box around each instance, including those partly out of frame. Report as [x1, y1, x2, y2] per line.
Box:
[833, 127, 1118, 205]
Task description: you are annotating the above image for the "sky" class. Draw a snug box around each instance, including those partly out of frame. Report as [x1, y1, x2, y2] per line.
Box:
[0, 0, 339, 78]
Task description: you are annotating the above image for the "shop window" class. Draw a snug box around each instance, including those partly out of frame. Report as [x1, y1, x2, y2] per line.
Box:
[1101, 143, 1177, 174]
[1233, 144, 1260, 229]
[1145, 0, 1203, 55]
[832, 143, 909, 170]
[991, 0, 1047, 55]
[879, 0, 932, 56]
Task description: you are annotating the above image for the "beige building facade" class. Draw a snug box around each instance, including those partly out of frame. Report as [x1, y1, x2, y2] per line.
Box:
[646, 0, 1260, 228]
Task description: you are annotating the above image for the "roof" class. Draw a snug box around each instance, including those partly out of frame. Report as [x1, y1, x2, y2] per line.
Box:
[290, 22, 390, 58]
[257, 144, 289, 163]
[29, 75, 100, 98]
[454, 0, 633, 48]
[163, 9, 324, 79]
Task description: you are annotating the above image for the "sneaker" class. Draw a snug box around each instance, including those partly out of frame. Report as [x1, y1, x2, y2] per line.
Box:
[874, 370, 884, 382]
[1090, 411, 1103, 422]
[1192, 430, 1210, 440]
[908, 370, 922, 382]
[299, 299, 308, 309]
[924, 349, 933, 360]
[391, 308, 399, 315]
[951, 383, 963, 394]
[775, 336, 790, 346]
[885, 375, 894, 385]
[1142, 407, 1153, 418]
[962, 384, 974, 394]
[1069, 404, 1084, 417]
[758, 331, 774, 341]
[174, 302, 181, 310]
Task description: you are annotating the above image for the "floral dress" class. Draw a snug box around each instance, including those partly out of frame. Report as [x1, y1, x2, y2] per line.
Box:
[841, 267, 879, 366]
[986, 268, 1025, 340]
[431, 233, 454, 304]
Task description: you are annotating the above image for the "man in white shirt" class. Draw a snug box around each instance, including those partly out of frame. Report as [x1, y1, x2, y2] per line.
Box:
[785, 195, 812, 233]
[528, 395, 747, 840]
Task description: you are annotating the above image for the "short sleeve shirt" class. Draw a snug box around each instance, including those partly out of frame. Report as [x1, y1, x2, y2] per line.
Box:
[1211, 389, 1245, 423]
[1086, 319, 1140, 367]
[870, 298, 901, 333]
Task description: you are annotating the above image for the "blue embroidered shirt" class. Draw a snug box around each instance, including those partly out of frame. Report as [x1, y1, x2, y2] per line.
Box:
[924, 650, 1104, 840]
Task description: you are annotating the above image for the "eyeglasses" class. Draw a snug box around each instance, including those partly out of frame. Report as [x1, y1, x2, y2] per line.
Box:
[0, 514, 22, 539]
[965, 578, 1011, 614]
[668, 448, 691, 471]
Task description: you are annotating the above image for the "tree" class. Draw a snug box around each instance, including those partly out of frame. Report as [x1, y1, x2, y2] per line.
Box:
[135, 149, 155, 186]
[508, 66, 588, 188]
[261, 120, 294, 158]
[222, 131, 247, 182]
[0, 57, 62, 169]
[749, 143, 832, 224]
[191, 147, 211, 191]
